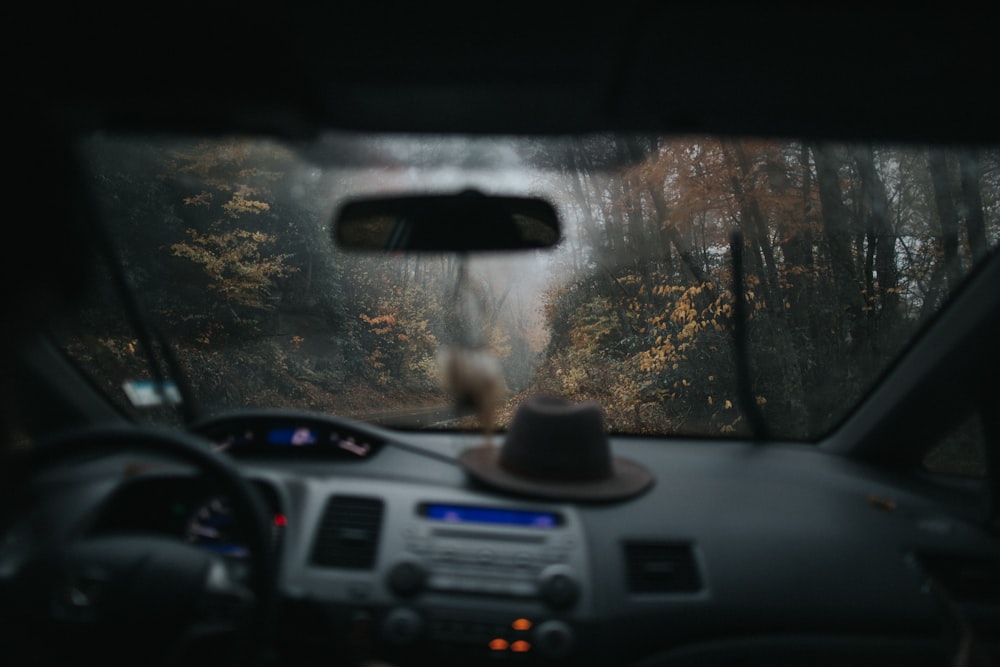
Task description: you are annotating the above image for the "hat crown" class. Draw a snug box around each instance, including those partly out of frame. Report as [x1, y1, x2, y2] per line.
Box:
[499, 394, 612, 481]
[457, 393, 654, 501]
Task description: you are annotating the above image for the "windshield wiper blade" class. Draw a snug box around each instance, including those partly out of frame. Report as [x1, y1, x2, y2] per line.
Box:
[79, 165, 200, 424]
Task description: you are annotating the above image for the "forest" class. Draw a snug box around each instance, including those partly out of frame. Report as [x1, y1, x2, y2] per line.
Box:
[61, 133, 999, 441]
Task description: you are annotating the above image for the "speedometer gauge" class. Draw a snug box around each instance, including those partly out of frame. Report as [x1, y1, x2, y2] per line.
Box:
[185, 495, 250, 558]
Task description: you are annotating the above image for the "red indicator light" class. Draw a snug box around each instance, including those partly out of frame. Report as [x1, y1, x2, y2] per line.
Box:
[273, 514, 288, 527]
[512, 618, 532, 631]
[511, 640, 531, 653]
[488, 638, 509, 651]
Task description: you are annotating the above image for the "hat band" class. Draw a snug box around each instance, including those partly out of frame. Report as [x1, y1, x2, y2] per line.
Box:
[498, 457, 613, 482]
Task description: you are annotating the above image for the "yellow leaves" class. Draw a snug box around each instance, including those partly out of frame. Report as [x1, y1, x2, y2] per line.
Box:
[678, 320, 699, 341]
[171, 227, 297, 309]
[222, 194, 270, 219]
[652, 284, 687, 297]
[568, 298, 618, 354]
[98, 337, 140, 361]
[707, 395, 713, 405]
[360, 313, 397, 327]
[670, 302, 696, 323]
[183, 191, 212, 207]
[724, 399, 733, 409]
[194, 321, 223, 346]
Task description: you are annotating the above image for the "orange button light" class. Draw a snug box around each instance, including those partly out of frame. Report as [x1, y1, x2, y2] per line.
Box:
[488, 638, 509, 651]
[512, 618, 532, 631]
[510, 640, 531, 653]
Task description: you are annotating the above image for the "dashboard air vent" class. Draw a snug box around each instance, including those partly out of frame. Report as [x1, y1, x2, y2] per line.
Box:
[624, 541, 701, 593]
[311, 495, 384, 569]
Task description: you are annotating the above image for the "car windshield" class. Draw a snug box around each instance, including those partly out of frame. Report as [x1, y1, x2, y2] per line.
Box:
[53, 131, 999, 441]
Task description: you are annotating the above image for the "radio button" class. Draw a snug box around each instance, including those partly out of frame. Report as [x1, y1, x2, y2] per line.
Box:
[386, 560, 427, 597]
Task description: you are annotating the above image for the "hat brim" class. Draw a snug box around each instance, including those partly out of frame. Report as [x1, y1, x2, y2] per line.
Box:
[458, 444, 654, 502]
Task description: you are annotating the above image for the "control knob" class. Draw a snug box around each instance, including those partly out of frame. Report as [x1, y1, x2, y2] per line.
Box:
[538, 564, 580, 609]
[381, 607, 422, 646]
[534, 619, 575, 659]
[386, 560, 427, 597]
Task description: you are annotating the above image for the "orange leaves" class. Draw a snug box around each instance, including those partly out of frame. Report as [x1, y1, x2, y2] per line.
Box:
[364, 349, 385, 369]
[359, 313, 398, 335]
[355, 278, 441, 386]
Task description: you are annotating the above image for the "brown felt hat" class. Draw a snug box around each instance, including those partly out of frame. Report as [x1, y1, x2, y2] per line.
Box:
[458, 393, 654, 501]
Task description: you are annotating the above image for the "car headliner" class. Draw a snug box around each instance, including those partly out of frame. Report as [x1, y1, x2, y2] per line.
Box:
[15, 6, 999, 142]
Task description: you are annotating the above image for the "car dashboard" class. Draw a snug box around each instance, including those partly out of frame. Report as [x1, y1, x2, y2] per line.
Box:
[54, 410, 999, 666]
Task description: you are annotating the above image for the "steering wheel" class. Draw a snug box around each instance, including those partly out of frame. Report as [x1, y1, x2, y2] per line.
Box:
[0, 424, 278, 667]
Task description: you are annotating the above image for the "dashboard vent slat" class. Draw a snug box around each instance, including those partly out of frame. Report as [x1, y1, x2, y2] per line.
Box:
[624, 541, 701, 593]
[311, 495, 384, 569]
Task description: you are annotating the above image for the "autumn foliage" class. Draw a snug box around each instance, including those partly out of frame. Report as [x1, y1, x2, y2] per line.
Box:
[62, 135, 998, 438]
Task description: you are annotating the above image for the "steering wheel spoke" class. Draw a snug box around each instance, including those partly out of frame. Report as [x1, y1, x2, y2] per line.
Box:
[0, 426, 277, 666]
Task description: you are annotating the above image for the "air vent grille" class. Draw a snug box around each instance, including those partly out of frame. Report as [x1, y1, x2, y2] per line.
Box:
[311, 495, 384, 569]
[624, 541, 701, 593]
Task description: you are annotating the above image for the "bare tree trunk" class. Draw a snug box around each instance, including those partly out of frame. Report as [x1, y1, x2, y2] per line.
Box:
[928, 148, 963, 291]
[959, 148, 989, 263]
[647, 187, 711, 286]
[780, 146, 816, 306]
[852, 145, 899, 348]
[723, 141, 807, 431]
[811, 144, 866, 350]
[730, 143, 782, 301]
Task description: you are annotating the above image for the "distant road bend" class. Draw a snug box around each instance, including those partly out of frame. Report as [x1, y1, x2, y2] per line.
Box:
[348, 404, 465, 428]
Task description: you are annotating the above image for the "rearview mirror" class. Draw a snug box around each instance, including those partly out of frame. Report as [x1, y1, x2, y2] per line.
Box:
[333, 190, 561, 253]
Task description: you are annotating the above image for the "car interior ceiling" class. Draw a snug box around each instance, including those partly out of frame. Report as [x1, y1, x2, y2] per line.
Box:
[5, 5, 1000, 667]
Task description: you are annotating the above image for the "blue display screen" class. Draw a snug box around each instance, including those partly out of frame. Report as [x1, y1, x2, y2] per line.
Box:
[421, 503, 561, 529]
[267, 427, 317, 446]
